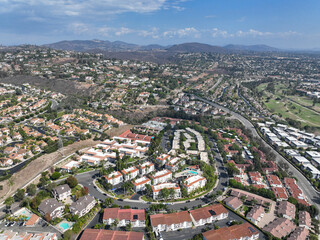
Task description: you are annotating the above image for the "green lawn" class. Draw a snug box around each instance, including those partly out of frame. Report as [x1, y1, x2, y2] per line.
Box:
[287, 95, 320, 113]
[265, 97, 320, 127]
[257, 82, 320, 128]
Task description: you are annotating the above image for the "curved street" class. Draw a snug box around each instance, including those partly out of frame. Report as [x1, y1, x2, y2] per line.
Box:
[193, 94, 320, 211]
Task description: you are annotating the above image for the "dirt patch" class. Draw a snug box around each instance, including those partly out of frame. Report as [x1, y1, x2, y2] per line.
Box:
[105, 125, 134, 137]
[0, 139, 98, 200]
[190, 73, 208, 82]
[0, 75, 100, 96]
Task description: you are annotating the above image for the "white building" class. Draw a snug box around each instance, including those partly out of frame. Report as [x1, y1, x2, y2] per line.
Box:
[189, 204, 228, 226]
[150, 211, 192, 232]
[69, 195, 96, 218]
[165, 157, 185, 172]
[151, 169, 172, 185]
[139, 161, 155, 175]
[152, 183, 181, 200]
[121, 166, 139, 181]
[305, 165, 320, 179]
[292, 156, 311, 166]
[156, 154, 171, 166]
[105, 171, 123, 185]
[53, 184, 71, 201]
[183, 175, 207, 194]
[103, 208, 146, 228]
[132, 176, 151, 192]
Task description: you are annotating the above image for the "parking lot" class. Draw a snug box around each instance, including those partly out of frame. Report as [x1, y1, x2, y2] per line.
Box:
[0, 218, 62, 237]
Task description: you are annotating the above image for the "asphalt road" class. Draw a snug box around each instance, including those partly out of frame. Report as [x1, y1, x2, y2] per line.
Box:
[194, 95, 320, 212]
[76, 160, 228, 212]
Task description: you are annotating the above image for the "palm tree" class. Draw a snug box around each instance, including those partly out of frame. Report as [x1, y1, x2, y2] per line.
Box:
[111, 218, 119, 230]
[104, 198, 113, 207]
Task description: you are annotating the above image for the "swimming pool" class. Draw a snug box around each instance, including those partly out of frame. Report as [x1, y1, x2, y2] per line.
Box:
[59, 222, 71, 230]
[14, 208, 33, 220]
[188, 170, 198, 175]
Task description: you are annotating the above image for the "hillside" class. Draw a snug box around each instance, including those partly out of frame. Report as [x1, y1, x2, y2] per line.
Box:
[167, 42, 228, 53]
[224, 44, 280, 52]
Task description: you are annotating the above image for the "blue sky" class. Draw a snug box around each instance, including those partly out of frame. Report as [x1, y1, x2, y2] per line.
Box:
[0, 0, 319, 48]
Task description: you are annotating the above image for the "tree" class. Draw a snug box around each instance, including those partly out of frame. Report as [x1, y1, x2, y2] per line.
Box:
[226, 163, 240, 176]
[26, 184, 37, 196]
[125, 222, 132, 231]
[181, 188, 188, 198]
[66, 176, 78, 188]
[122, 182, 133, 195]
[81, 186, 89, 196]
[62, 230, 73, 240]
[145, 184, 152, 196]
[111, 218, 119, 229]
[44, 212, 51, 222]
[159, 188, 170, 200]
[104, 198, 113, 207]
[14, 189, 25, 202]
[169, 188, 175, 199]
[4, 197, 14, 211]
[51, 172, 61, 180]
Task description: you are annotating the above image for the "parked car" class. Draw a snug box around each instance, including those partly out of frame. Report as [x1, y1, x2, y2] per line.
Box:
[227, 220, 235, 226]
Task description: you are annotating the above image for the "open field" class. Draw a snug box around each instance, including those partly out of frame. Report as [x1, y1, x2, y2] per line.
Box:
[257, 82, 320, 128]
[265, 98, 320, 127]
[287, 95, 320, 113]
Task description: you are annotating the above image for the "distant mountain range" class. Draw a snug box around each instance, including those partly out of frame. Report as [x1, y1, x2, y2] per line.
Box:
[43, 40, 283, 53]
[224, 44, 281, 52]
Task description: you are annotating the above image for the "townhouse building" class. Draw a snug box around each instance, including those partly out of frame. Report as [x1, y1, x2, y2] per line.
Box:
[139, 161, 154, 175]
[104, 171, 123, 185]
[165, 157, 185, 172]
[183, 175, 207, 194]
[70, 195, 96, 218]
[38, 198, 64, 219]
[151, 169, 172, 185]
[52, 184, 71, 201]
[150, 211, 192, 232]
[246, 205, 265, 225]
[156, 154, 171, 166]
[152, 183, 181, 200]
[103, 208, 146, 228]
[189, 204, 228, 226]
[202, 222, 259, 240]
[80, 229, 144, 240]
[263, 218, 296, 239]
[132, 176, 151, 192]
[121, 166, 139, 181]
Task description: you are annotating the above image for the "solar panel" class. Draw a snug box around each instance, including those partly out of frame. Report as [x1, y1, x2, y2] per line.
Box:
[209, 210, 216, 216]
[249, 227, 256, 233]
[133, 214, 138, 219]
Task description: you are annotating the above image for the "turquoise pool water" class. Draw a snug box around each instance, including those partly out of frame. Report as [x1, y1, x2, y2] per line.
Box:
[188, 170, 198, 175]
[59, 222, 71, 230]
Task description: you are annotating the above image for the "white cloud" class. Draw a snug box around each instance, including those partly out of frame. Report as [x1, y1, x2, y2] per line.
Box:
[115, 27, 134, 36]
[0, 0, 169, 17]
[236, 29, 273, 37]
[211, 28, 229, 38]
[163, 27, 200, 38]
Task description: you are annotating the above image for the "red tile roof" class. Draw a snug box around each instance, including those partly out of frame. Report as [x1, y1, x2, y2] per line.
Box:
[150, 211, 192, 226]
[189, 204, 228, 221]
[202, 222, 259, 240]
[103, 208, 145, 222]
[80, 229, 144, 240]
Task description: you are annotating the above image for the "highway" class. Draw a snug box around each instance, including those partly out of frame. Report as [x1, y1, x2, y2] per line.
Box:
[193, 94, 320, 211]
